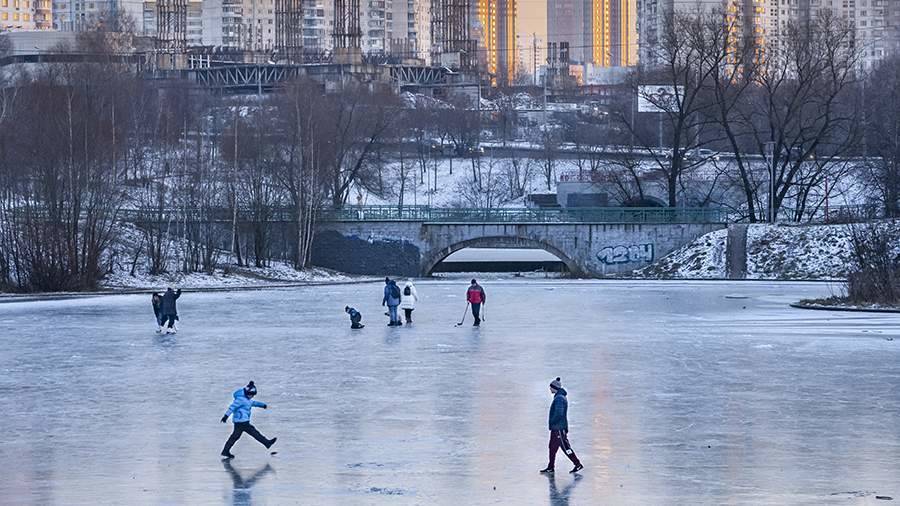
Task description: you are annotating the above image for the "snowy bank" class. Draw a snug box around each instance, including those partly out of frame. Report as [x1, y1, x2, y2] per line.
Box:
[635, 229, 727, 279]
[95, 222, 368, 291]
[639, 221, 900, 281]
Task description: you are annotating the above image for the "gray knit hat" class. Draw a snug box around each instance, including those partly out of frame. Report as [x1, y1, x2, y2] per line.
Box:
[550, 377, 562, 390]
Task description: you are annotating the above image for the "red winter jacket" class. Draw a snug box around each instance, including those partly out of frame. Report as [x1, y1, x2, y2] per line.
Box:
[466, 285, 486, 304]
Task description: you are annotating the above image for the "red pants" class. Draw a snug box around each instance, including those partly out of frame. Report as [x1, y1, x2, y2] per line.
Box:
[548, 430, 581, 469]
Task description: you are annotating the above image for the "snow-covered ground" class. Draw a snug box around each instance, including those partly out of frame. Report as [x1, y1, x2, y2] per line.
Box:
[3, 280, 899, 504]
[636, 228, 728, 279]
[745, 223, 860, 280]
[641, 221, 900, 281]
[100, 223, 363, 291]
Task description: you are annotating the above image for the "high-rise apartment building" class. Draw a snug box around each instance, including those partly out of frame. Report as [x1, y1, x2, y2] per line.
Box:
[200, 0, 275, 51]
[548, 0, 637, 67]
[475, 0, 515, 84]
[2, 0, 51, 30]
[638, 0, 900, 69]
[52, 0, 117, 31]
[300, 0, 330, 51]
[139, 0, 203, 46]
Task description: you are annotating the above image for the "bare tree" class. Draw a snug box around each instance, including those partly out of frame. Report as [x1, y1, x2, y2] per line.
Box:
[862, 57, 900, 217]
[616, 9, 724, 207]
[747, 11, 862, 221]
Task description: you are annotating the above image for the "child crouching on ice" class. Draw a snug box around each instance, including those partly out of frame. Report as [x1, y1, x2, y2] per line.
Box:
[345, 306, 364, 329]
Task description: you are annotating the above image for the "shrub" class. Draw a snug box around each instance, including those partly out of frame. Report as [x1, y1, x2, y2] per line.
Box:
[845, 222, 900, 305]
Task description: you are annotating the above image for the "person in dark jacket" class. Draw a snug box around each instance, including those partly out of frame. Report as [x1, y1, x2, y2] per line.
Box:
[160, 287, 181, 333]
[466, 279, 486, 326]
[382, 277, 402, 326]
[151, 292, 164, 332]
[220, 381, 277, 459]
[345, 306, 364, 329]
[540, 377, 583, 474]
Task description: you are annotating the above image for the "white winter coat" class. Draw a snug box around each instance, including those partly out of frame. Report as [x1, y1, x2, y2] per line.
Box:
[400, 282, 418, 310]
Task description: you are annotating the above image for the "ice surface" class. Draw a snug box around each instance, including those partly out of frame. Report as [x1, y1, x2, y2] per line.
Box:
[2, 280, 900, 505]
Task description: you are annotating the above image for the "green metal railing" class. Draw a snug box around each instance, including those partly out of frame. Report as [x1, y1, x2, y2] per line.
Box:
[317, 206, 728, 224]
[116, 205, 726, 224]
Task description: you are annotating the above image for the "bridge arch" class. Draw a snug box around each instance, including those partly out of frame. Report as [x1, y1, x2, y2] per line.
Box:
[421, 236, 582, 276]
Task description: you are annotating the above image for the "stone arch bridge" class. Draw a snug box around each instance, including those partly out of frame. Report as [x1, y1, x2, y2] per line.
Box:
[310, 207, 726, 277]
[123, 206, 725, 277]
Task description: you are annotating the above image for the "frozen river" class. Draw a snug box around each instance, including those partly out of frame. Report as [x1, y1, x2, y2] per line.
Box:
[2, 280, 900, 505]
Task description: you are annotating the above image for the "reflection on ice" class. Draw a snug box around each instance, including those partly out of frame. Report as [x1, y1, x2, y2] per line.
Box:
[222, 461, 273, 506]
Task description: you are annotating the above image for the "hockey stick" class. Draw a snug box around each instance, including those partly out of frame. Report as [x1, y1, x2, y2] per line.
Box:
[454, 303, 470, 327]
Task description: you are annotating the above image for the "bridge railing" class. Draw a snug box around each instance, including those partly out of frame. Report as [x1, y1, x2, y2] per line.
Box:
[115, 205, 726, 224]
[318, 206, 728, 224]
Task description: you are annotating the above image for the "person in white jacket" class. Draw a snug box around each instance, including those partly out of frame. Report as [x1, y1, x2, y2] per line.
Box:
[400, 280, 419, 324]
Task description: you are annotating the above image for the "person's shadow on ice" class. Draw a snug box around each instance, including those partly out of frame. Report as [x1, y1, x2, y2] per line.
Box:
[546, 472, 583, 506]
[223, 460, 274, 506]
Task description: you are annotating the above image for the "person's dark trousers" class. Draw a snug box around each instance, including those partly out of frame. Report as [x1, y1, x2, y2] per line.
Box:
[547, 430, 581, 470]
[223, 422, 271, 454]
[471, 303, 481, 325]
[163, 314, 177, 328]
[154, 312, 163, 326]
[403, 308, 413, 323]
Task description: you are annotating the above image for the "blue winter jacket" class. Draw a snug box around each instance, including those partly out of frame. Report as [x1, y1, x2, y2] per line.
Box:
[548, 388, 569, 431]
[383, 282, 401, 307]
[224, 388, 267, 423]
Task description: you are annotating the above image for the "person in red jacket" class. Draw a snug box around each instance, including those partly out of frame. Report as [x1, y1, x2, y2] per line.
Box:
[466, 279, 486, 326]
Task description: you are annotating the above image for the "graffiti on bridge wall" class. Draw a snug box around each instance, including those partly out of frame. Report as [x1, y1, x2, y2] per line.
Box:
[597, 243, 654, 265]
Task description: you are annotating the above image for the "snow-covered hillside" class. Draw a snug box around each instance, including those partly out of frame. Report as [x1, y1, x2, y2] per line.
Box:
[636, 229, 728, 279]
[639, 221, 900, 280]
[101, 223, 361, 290]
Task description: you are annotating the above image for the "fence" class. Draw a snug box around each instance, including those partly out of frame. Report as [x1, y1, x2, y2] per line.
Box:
[317, 206, 728, 224]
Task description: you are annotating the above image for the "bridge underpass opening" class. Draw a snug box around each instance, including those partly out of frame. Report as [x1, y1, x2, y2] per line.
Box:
[430, 248, 570, 275]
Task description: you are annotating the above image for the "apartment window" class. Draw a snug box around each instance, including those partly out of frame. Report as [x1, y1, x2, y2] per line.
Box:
[1, 0, 7, 7]
[23, 12, 28, 20]
[13, 12, 18, 19]
[1, 12, 6, 20]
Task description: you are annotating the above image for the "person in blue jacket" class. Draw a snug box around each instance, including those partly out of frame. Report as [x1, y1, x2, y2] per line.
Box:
[540, 377, 583, 474]
[220, 381, 277, 459]
[382, 277, 402, 326]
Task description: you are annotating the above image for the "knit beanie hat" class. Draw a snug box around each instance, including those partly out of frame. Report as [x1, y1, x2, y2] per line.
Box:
[244, 381, 257, 397]
[550, 377, 562, 390]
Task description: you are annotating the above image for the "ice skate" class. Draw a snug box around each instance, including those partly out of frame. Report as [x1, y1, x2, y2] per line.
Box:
[539, 467, 554, 474]
[570, 463, 584, 474]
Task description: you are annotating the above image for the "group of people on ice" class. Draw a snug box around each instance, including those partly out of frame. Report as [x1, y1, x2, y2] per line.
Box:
[216, 376, 584, 474]
[345, 277, 486, 328]
[151, 287, 181, 334]
[380, 277, 419, 326]
[149, 279, 584, 474]
[152, 278, 487, 331]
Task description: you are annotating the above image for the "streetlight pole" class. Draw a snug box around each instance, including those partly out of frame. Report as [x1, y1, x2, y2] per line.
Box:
[765, 141, 775, 223]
